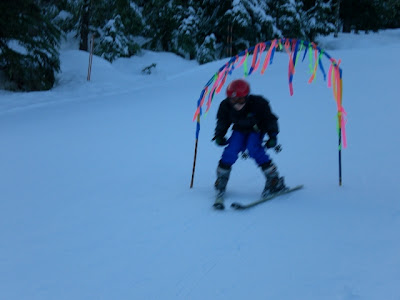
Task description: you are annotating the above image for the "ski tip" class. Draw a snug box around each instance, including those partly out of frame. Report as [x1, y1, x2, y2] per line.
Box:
[231, 203, 245, 210]
[292, 184, 304, 190]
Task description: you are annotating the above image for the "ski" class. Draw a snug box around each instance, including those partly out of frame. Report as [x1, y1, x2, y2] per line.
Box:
[213, 191, 225, 210]
[231, 184, 304, 210]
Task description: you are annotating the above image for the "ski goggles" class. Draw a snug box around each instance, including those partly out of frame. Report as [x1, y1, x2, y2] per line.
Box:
[229, 96, 247, 105]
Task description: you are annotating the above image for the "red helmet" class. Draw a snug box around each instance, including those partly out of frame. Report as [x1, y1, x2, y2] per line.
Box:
[226, 79, 250, 98]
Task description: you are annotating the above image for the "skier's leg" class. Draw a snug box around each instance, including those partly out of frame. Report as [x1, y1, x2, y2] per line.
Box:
[215, 163, 231, 193]
[220, 131, 247, 166]
[246, 132, 271, 166]
[245, 132, 286, 197]
[215, 131, 247, 193]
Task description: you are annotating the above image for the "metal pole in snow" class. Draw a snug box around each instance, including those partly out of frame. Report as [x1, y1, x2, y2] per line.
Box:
[190, 137, 199, 188]
[190, 115, 201, 188]
[87, 35, 94, 81]
[338, 115, 342, 186]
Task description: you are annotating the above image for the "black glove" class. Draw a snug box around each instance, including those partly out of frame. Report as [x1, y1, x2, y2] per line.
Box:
[212, 136, 228, 146]
[265, 135, 277, 149]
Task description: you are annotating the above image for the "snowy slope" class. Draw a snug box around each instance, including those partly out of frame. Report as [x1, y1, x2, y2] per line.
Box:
[1, 30, 400, 300]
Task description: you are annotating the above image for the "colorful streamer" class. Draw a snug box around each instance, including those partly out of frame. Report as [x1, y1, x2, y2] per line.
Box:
[261, 39, 277, 74]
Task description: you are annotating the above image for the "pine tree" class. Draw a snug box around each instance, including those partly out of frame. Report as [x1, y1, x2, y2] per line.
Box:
[0, 0, 61, 91]
[60, 0, 143, 62]
[197, 0, 233, 59]
[303, 0, 335, 41]
[197, 33, 218, 64]
[176, 2, 201, 59]
[246, 0, 277, 41]
[222, 0, 276, 55]
[194, 0, 277, 62]
[269, 0, 305, 38]
[142, 0, 181, 52]
[381, 0, 400, 28]
[115, 0, 143, 34]
[224, 0, 253, 51]
[93, 0, 143, 61]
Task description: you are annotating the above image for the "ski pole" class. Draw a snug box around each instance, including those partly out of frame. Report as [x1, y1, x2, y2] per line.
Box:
[190, 115, 201, 188]
[190, 137, 198, 188]
[338, 114, 342, 186]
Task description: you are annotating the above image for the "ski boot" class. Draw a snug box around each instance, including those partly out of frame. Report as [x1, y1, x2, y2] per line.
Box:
[261, 162, 287, 198]
[213, 165, 231, 209]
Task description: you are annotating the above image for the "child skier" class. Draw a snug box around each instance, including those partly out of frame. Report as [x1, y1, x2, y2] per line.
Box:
[213, 79, 287, 202]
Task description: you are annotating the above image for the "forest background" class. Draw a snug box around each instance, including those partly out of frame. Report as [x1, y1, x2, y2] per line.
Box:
[1, 0, 399, 91]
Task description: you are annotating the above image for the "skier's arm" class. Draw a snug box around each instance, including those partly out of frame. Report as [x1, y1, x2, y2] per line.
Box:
[214, 101, 231, 138]
[261, 100, 279, 137]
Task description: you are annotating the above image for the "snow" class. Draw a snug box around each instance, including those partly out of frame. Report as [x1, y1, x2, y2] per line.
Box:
[1, 29, 400, 300]
[6, 40, 28, 55]
[54, 10, 73, 22]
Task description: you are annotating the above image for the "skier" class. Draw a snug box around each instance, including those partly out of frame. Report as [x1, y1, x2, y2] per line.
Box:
[213, 79, 287, 199]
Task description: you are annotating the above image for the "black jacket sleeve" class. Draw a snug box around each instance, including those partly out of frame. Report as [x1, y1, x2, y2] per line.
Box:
[214, 100, 232, 138]
[251, 95, 279, 137]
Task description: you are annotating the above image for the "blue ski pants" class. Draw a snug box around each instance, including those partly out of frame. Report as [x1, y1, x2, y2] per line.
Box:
[220, 131, 271, 167]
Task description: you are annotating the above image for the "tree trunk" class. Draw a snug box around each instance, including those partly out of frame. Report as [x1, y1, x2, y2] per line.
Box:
[79, 0, 91, 51]
[334, 0, 340, 37]
[342, 18, 351, 33]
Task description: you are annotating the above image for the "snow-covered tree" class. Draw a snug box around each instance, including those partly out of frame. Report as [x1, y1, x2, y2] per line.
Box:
[176, 5, 201, 59]
[269, 0, 305, 38]
[197, 33, 217, 64]
[141, 0, 181, 52]
[224, 0, 253, 51]
[194, 0, 276, 61]
[243, 0, 277, 43]
[56, 0, 142, 61]
[220, 0, 274, 55]
[196, 0, 232, 58]
[0, 0, 61, 91]
[91, 1, 143, 61]
[94, 15, 139, 62]
[303, 0, 335, 41]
